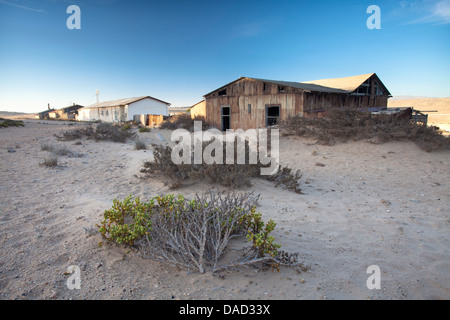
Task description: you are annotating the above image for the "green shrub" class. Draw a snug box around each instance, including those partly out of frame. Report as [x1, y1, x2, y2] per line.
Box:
[139, 127, 151, 133]
[98, 192, 298, 273]
[97, 195, 154, 245]
[0, 118, 24, 128]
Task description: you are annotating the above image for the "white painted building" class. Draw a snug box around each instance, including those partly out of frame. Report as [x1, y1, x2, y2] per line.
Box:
[77, 96, 170, 124]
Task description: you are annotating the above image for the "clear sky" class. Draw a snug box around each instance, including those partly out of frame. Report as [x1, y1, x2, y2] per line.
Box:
[0, 0, 449, 113]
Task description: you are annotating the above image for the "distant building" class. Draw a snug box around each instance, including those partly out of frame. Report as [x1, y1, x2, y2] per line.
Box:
[57, 104, 84, 120]
[36, 108, 55, 120]
[168, 106, 191, 116]
[36, 104, 83, 120]
[195, 73, 391, 130]
[77, 96, 170, 125]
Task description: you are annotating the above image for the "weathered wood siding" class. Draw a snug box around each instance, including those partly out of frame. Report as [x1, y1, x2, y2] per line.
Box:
[303, 93, 388, 113]
[204, 78, 303, 130]
[203, 76, 389, 130]
[190, 100, 207, 118]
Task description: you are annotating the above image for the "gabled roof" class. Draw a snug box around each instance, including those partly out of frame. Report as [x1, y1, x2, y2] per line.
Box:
[204, 73, 391, 96]
[250, 77, 349, 94]
[302, 73, 379, 92]
[38, 109, 55, 114]
[83, 96, 170, 109]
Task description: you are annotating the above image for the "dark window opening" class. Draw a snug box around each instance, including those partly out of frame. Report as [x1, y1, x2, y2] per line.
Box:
[218, 88, 227, 96]
[222, 106, 230, 116]
[248, 104, 251, 114]
[263, 83, 267, 92]
[222, 106, 231, 131]
[278, 86, 285, 93]
[266, 105, 280, 126]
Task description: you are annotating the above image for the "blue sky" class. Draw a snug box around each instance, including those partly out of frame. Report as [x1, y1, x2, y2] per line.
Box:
[0, 0, 449, 113]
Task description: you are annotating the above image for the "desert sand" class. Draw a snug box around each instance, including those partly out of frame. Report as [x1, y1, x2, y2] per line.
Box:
[0, 120, 449, 300]
[388, 97, 450, 133]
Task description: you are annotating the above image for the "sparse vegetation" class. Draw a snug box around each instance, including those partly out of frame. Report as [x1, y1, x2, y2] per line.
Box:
[41, 153, 58, 167]
[40, 142, 83, 158]
[98, 191, 302, 273]
[0, 118, 24, 128]
[160, 114, 213, 131]
[55, 123, 136, 143]
[134, 138, 147, 150]
[279, 109, 450, 152]
[138, 127, 151, 133]
[40, 142, 70, 156]
[141, 137, 302, 193]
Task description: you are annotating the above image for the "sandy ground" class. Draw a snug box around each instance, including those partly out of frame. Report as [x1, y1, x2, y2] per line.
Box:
[0, 120, 449, 300]
[388, 97, 450, 134]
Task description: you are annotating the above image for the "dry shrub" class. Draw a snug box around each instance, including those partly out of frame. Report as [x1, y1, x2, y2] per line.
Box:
[94, 123, 136, 142]
[40, 142, 70, 156]
[160, 114, 213, 131]
[55, 123, 136, 143]
[99, 191, 303, 273]
[134, 138, 147, 150]
[279, 109, 450, 152]
[41, 153, 58, 167]
[141, 136, 302, 193]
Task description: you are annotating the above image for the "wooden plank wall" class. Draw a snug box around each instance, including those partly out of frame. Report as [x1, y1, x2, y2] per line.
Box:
[204, 78, 303, 130]
[203, 77, 389, 130]
[303, 92, 388, 113]
[148, 114, 164, 127]
[190, 100, 207, 118]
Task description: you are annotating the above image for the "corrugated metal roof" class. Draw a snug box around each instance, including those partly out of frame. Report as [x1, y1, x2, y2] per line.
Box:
[204, 73, 390, 96]
[83, 96, 170, 109]
[249, 77, 350, 94]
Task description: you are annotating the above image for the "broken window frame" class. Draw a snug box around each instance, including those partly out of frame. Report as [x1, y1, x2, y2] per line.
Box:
[265, 104, 280, 127]
[218, 88, 227, 97]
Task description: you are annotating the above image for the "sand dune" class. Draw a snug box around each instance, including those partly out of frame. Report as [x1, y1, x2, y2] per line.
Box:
[0, 120, 449, 300]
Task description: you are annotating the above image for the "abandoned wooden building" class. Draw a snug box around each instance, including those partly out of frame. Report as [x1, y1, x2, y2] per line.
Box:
[48, 104, 84, 120]
[77, 96, 170, 125]
[36, 108, 56, 120]
[190, 73, 391, 130]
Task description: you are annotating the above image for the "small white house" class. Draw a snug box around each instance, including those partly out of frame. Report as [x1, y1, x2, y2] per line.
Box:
[77, 96, 170, 124]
